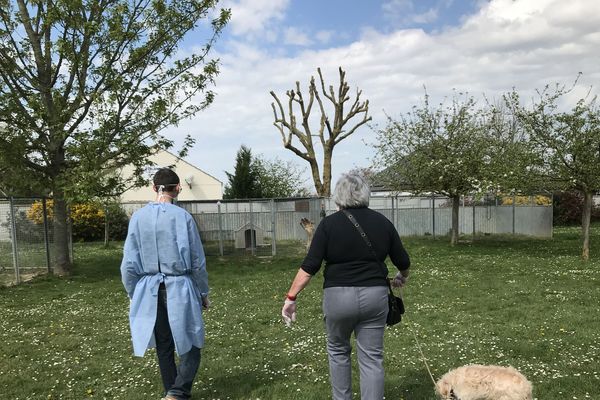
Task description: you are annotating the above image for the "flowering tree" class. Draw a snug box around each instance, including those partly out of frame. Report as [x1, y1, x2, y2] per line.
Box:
[508, 86, 600, 260]
[374, 94, 493, 245]
[0, 0, 229, 274]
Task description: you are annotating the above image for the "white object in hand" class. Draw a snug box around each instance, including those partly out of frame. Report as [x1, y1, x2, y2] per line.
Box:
[282, 300, 297, 327]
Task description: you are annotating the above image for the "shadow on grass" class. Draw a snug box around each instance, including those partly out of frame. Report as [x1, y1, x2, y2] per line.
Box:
[195, 370, 288, 400]
[387, 368, 439, 400]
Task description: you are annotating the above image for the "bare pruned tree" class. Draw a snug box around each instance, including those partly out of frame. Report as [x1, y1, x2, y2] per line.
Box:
[270, 67, 371, 196]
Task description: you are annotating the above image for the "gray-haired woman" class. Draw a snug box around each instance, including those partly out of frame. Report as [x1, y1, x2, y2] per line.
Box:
[282, 171, 410, 400]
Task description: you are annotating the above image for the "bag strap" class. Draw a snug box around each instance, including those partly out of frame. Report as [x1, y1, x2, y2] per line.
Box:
[341, 209, 391, 287]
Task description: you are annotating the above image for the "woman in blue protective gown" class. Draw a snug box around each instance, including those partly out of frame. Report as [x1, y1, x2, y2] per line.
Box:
[121, 168, 209, 400]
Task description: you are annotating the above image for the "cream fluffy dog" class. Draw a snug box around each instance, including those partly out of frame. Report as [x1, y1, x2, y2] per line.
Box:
[435, 364, 533, 400]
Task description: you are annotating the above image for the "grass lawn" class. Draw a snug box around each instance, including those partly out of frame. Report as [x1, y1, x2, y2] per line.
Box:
[1, 225, 599, 399]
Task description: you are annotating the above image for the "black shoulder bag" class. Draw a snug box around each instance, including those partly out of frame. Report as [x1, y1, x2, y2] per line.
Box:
[342, 209, 405, 326]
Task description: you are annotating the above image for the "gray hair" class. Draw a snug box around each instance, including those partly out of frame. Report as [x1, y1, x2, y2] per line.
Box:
[333, 172, 370, 209]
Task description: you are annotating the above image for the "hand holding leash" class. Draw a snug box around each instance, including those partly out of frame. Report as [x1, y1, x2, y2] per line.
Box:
[391, 271, 408, 288]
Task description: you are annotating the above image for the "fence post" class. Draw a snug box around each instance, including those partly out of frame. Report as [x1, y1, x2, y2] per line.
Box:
[249, 201, 255, 256]
[217, 201, 224, 256]
[104, 204, 109, 247]
[550, 193, 554, 239]
[512, 195, 516, 235]
[271, 199, 277, 256]
[67, 207, 74, 263]
[42, 198, 51, 273]
[431, 195, 436, 239]
[472, 196, 476, 238]
[395, 195, 399, 229]
[391, 196, 395, 229]
[9, 197, 20, 284]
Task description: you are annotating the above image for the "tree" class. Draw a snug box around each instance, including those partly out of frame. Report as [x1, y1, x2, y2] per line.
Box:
[0, 0, 229, 274]
[508, 86, 600, 260]
[223, 145, 260, 199]
[224, 146, 310, 199]
[373, 93, 492, 245]
[483, 99, 545, 195]
[253, 155, 309, 198]
[270, 67, 371, 196]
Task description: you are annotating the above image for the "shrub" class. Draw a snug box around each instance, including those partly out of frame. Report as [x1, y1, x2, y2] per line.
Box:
[502, 195, 552, 206]
[70, 203, 105, 241]
[27, 200, 129, 242]
[26, 200, 53, 224]
[553, 191, 600, 225]
[105, 203, 129, 241]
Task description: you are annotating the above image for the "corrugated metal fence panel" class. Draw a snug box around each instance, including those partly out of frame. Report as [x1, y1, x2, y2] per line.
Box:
[396, 208, 432, 236]
[123, 197, 554, 254]
[382, 203, 551, 238]
[516, 206, 553, 238]
[0, 200, 11, 242]
[472, 206, 498, 235]
[496, 207, 514, 234]
[0, 200, 14, 273]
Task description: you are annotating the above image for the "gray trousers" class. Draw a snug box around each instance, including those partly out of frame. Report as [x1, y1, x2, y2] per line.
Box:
[323, 286, 388, 400]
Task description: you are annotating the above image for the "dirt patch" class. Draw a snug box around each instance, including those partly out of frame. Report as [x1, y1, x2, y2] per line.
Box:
[0, 270, 47, 287]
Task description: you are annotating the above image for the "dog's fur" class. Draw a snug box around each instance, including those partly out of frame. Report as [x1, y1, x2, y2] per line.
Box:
[435, 364, 533, 400]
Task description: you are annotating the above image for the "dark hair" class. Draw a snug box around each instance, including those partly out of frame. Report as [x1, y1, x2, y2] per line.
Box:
[153, 168, 180, 192]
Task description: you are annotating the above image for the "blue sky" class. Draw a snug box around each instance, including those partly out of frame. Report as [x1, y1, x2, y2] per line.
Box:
[169, 0, 600, 194]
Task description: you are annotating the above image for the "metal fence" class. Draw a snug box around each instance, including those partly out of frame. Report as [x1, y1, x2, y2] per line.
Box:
[122, 194, 553, 257]
[1, 194, 550, 284]
[0, 197, 56, 286]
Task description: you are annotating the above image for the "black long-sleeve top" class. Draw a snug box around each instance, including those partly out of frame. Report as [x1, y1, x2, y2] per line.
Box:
[301, 207, 410, 288]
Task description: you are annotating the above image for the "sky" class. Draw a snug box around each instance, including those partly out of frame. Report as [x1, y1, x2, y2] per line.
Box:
[168, 0, 600, 192]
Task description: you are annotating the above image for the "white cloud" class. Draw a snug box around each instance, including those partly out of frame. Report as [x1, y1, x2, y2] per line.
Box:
[315, 30, 335, 45]
[382, 0, 413, 15]
[173, 0, 600, 186]
[283, 27, 312, 46]
[411, 8, 439, 24]
[382, 0, 441, 26]
[220, 0, 290, 36]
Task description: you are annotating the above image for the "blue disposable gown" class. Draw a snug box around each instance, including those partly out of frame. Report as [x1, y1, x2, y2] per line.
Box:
[120, 202, 208, 357]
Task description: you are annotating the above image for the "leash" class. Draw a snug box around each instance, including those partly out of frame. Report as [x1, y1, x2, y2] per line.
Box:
[404, 318, 438, 388]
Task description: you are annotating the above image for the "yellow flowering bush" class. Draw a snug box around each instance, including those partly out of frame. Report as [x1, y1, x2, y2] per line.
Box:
[70, 203, 106, 241]
[502, 195, 552, 206]
[27, 200, 127, 241]
[26, 199, 54, 224]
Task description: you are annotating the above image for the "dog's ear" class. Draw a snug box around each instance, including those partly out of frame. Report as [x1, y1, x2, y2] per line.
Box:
[435, 380, 452, 399]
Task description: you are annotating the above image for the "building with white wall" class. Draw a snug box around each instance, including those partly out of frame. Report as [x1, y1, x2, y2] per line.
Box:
[120, 149, 222, 202]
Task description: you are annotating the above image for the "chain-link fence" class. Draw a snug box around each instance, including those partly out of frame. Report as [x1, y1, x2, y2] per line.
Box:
[0, 197, 56, 286]
[123, 193, 553, 257]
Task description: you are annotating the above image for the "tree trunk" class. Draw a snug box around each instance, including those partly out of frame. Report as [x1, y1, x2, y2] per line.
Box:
[308, 159, 324, 197]
[582, 190, 592, 261]
[321, 147, 333, 197]
[451, 194, 460, 246]
[53, 186, 72, 275]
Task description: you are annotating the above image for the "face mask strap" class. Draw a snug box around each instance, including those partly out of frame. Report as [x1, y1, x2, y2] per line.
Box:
[156, 183, 178, 202]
